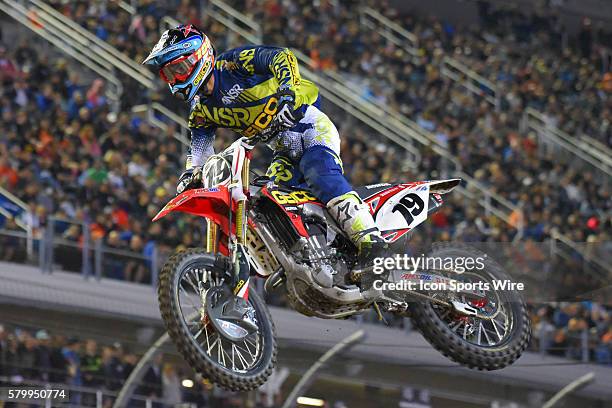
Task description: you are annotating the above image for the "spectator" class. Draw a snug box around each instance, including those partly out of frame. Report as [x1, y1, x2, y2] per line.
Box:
[81, 339, 102, 405]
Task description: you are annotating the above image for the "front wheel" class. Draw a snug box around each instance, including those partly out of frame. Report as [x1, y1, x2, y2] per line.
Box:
[410, 243, 531, 370]
[158, 248, 277, 391]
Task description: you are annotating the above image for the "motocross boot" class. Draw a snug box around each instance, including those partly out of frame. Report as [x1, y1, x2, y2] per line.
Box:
[326, 192, 388, 286]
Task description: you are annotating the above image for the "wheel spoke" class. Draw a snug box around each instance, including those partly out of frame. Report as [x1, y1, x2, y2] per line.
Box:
[207, 335, 219, 355]
[235, 344, 250, 369]
[231, 344, 236, 371]
[491, 318, 504, 340]
[482, 323, 493, 345]
[184, 274, 200, 295]
[448, 320, 463, 332]
[179, 283, 200, 312]
[438, 309, 451, 321]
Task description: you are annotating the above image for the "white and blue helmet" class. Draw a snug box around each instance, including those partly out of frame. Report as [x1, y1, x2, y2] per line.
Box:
[143, 25, 215, 102]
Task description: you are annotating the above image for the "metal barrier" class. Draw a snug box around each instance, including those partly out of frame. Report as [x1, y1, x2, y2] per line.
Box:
[549, 230, 610, 283]
[0, 186, 33, 259]
[0, 218, 162, 287]
[440, 56, 500, 109]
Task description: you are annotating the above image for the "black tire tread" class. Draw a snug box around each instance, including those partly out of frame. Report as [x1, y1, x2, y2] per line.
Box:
[158, 248, 277, 391]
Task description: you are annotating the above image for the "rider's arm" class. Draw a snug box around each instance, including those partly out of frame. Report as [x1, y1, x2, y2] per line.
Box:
[225, 46, 302, 91]
[187, 126, 215, 169]
[187, 99, 216, 169]
[253, 46, 302, 90]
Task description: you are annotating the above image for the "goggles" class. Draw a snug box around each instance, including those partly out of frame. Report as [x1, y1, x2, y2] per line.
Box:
[159, 38, 213, 85]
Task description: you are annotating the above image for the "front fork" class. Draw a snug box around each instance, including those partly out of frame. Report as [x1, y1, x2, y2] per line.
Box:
[206, 147, 253, 300]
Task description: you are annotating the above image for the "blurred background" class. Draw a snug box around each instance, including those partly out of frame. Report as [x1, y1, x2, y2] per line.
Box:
[0, 0, 610, 407]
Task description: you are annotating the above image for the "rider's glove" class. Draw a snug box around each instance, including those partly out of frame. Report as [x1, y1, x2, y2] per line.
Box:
[275, 86, 302, 129]
[176, 166, 203, 194]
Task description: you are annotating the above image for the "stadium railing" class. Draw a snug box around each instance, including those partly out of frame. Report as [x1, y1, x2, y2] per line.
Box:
[0, 0, 123, 113]
[23, 0, 156, 89]
[0, 186, 33, 259]
[521, 108, 612, 184]
[359, 5, 612, 179]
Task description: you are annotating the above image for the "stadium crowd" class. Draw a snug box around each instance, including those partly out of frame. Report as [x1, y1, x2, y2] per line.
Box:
[234, 0, 611, 147]
[0, 0, 609, 367]
[0, 324, 260, 407]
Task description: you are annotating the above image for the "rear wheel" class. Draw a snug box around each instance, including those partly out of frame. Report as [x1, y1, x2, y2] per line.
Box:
[158, 248, 277, 391]
[410, 243, 531, 370]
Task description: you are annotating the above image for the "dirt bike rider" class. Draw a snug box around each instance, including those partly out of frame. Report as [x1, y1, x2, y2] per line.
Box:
[143, 25, 384, 288]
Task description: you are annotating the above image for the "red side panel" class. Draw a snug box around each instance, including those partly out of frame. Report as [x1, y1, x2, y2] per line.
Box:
[261, 187, 313, 237]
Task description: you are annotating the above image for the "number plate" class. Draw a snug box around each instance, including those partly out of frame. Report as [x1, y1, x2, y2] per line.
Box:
[374, 185, 430, 231]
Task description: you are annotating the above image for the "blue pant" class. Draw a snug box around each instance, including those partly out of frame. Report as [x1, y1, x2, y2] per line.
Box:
[265, 146, 352, 204]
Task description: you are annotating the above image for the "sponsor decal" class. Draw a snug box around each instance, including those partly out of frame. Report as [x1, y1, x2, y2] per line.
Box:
[192, 67, 207, 86]
[233, 279, 246, 294]
[189, 97, 279, 134]
[271, 190, 318, 205]
[181, 24, 197, 37]
[365, 183, 391, 189]
[243, 96, 279, 137]
[238, 48, 256, 74]
[401, 273, 433, 281]
[222, 84, 244, 104]
[151, 30, 169, 54]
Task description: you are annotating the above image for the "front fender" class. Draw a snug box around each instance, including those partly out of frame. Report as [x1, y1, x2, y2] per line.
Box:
[152, 186, 231, 232]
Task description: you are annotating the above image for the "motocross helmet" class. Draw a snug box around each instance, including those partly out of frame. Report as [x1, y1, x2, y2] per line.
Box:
[142, 24, 215, 103]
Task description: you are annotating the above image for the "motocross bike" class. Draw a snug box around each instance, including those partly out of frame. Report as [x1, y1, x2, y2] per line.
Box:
[154, 133, 531, 392]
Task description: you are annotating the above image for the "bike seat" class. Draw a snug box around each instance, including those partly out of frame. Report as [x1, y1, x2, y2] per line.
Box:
[353, 183, 394, 200]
